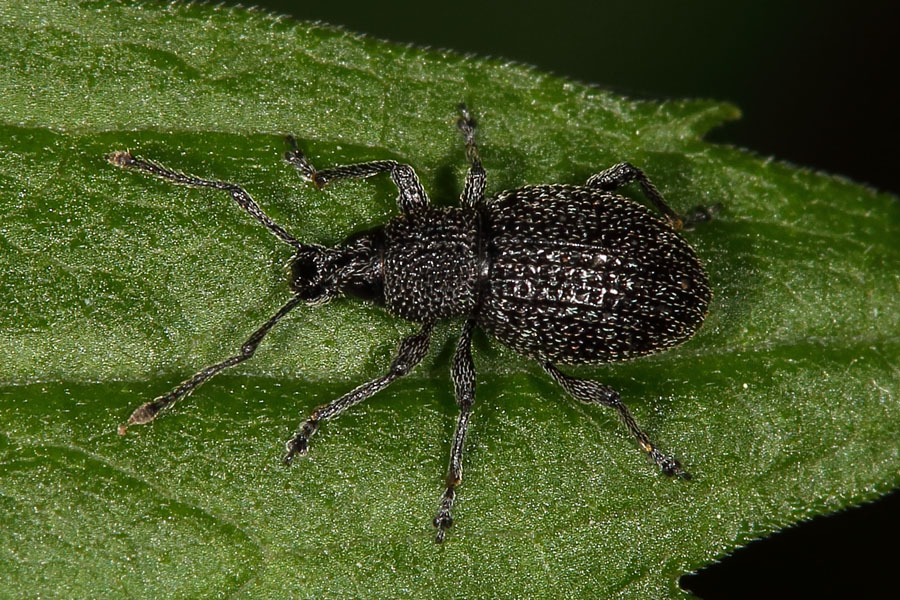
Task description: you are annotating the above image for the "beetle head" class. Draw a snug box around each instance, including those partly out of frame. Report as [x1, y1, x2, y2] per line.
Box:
[290, 228, 384, 304]
[290, 245, 339, 303]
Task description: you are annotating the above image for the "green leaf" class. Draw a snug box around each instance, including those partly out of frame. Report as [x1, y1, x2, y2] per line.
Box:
[1, 1, 897, 598]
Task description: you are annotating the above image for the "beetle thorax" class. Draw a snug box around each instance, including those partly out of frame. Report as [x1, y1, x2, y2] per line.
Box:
[382, 206, 481, 322]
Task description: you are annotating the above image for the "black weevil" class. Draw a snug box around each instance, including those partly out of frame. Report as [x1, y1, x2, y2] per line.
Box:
[108, 105, 712, 542]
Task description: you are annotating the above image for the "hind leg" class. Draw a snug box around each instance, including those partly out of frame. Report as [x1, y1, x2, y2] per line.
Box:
[541, 361, 690, 479]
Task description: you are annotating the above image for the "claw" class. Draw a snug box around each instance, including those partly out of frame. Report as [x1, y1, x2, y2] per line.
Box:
[456, 104, 476, 134]
[106, 150, 135, 167]
[117, 397, 166, 435]
[683, 202, 723, 230]
[283, 437, 308, 465]
[655, 451, 691, 480]
[433, 486, 456, 543]
[283, 135, 319, 184]
[434, 516, 452, 544]
[283, 419, 318, 465]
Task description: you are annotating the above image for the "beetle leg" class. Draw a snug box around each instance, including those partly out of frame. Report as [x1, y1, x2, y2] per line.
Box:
[540, 361, 691, 479]
[456, 104, 486, 208]
[586, 162, 687, 230]
[118, 294, 305, 435]
[434, 318, 477, 542]
[107, 151, 301, 248]
[283, 135, 429, 214]
[283, 321, 435, 464]
[681, 203, 722, 231]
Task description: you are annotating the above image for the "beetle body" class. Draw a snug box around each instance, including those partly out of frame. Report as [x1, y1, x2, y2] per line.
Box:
[109, 105, 711, 543]
[338, 184, 709, 363]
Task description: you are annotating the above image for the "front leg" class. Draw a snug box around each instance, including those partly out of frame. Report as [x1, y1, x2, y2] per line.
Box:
[106, 151, 301, 248]
[283, 135, 429, 214]
[283, 321, 434, 464]
[434, 318, 477, 542]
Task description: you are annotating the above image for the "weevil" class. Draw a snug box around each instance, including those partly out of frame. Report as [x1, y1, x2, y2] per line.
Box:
[108, 105, 712, 542]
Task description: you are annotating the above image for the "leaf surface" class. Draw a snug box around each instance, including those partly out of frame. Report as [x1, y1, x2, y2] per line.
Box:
[1, 2, 898, 598]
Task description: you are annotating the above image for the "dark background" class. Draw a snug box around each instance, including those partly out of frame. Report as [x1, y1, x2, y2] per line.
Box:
[251, 1, 898, 597]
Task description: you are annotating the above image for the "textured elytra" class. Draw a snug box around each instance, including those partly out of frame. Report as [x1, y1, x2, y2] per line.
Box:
[478, 185, 710, 363]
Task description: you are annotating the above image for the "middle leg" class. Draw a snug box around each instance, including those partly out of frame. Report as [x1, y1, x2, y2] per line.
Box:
[456, 104, 486, 208]
[434, 318, 477, 542]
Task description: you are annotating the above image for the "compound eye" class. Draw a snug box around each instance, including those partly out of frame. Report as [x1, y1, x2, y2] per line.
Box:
[290, 252, 328, 300]
[291, 253, 318, 283]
